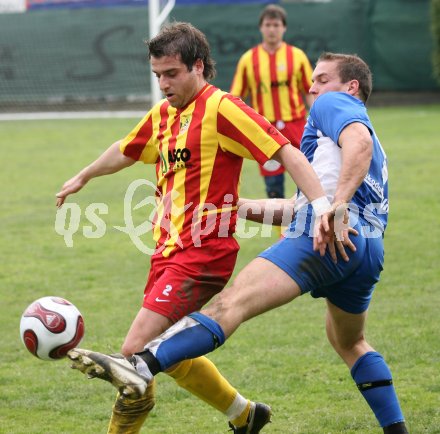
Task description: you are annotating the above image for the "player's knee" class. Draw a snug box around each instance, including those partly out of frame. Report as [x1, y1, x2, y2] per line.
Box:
[328, 334, 367, 359]
[204, 286, 239, 321]
[121, 341, 137, 358]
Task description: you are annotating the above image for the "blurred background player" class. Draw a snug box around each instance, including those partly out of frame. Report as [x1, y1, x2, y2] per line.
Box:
[230, 3, 314, 203]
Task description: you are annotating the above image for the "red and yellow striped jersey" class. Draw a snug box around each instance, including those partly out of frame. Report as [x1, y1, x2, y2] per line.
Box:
[230, 43, 313, 122]
[120, 84, 289, 257]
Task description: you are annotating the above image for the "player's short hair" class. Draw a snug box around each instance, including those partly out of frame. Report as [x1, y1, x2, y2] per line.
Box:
[146, 22, 216, 81]
[317, 52, 373, 103]
[259, 4, 287, 27]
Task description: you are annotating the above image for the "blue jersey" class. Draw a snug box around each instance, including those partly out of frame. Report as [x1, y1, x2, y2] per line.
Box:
[295, 92, 388, 235]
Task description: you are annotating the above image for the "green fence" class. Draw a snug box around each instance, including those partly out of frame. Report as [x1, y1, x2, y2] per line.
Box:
[0, 0, 438, 109]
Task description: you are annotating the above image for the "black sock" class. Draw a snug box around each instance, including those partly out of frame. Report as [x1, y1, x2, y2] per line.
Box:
[383, 421, 409, 434]
[133, 350, 162, 376]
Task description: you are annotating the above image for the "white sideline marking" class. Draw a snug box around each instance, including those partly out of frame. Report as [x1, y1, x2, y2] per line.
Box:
[0, 111, 146, 121]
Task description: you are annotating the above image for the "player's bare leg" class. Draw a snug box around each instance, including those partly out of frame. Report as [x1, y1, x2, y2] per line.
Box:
[130, 258, 302, 376]
[203, 257, 302, 336]
[326, 301, 408, 433]
[68, 305, 269, 433]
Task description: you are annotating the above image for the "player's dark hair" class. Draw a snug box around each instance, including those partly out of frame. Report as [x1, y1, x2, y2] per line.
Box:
[146, 22, 216, 81]
[318, 52, 372, 103]
[259, 4, 287, 27]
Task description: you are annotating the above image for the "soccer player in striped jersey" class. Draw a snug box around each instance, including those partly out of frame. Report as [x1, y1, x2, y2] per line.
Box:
[230, 4, 313, 202]
[68, 53, 409, 433]
[58, 22, 330, 434]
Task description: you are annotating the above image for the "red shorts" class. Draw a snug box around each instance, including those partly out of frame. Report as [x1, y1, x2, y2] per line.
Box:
[259, 118, 307, 176]
[143, 237, 239, 323]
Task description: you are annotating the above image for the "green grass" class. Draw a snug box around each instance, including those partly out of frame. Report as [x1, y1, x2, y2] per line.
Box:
[1, 106, 439, 433]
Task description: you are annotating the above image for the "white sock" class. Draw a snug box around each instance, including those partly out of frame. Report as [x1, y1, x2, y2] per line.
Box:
[225, 393, 248, 421]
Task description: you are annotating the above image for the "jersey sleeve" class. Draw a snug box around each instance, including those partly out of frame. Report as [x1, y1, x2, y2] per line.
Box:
[230, 52, 250, 99]
[217, 94, 290, 164]
[310, 92, 371, 145]
[296, 48, 313, 94]
[119, 110, 160, 164]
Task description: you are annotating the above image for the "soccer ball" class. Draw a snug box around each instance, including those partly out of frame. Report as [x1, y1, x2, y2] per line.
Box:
[20, 296, 85, 361]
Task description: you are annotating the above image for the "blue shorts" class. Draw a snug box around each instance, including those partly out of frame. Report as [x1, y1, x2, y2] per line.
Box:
[258, 218, 384, 314]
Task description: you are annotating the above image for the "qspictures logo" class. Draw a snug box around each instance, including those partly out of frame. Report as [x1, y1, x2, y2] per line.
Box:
[54, 179, 386, 255]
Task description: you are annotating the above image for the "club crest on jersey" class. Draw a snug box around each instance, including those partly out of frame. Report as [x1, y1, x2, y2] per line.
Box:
[277, 63, 287, 72]
[267, 126, 279, 136]
[180, 115, 191, 132]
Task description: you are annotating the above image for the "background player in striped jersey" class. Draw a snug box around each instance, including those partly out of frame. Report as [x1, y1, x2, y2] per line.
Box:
[230, 4, 313, 203]
[57, 22, 331, 434]
[68, 53, 409, 434]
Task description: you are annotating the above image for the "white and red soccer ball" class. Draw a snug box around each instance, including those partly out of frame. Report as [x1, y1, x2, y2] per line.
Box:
[20, 296, 85, 361]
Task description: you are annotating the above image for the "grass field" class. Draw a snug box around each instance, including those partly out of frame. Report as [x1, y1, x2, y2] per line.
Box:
[1, 105, 439, 433]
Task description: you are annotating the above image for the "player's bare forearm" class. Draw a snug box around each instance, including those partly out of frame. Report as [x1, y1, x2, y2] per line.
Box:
[55, 140, 136, 207]
[238, 196, 295, 226]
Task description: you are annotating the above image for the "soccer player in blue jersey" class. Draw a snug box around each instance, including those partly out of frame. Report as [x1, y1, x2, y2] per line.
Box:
[69, 53, 408, 433]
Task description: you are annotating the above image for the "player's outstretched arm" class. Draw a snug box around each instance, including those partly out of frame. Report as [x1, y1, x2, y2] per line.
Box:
[316, 122, 372, 259]
[56, 140, 136, 207]
[237, 196, 296, 226]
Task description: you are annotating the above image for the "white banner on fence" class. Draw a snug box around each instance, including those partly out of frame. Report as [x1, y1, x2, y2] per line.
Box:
[0, 0, 26, 13]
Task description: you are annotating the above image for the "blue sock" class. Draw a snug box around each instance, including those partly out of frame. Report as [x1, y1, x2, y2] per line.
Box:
[351, 352, 405, 428]
[147, 313, 225, 371]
